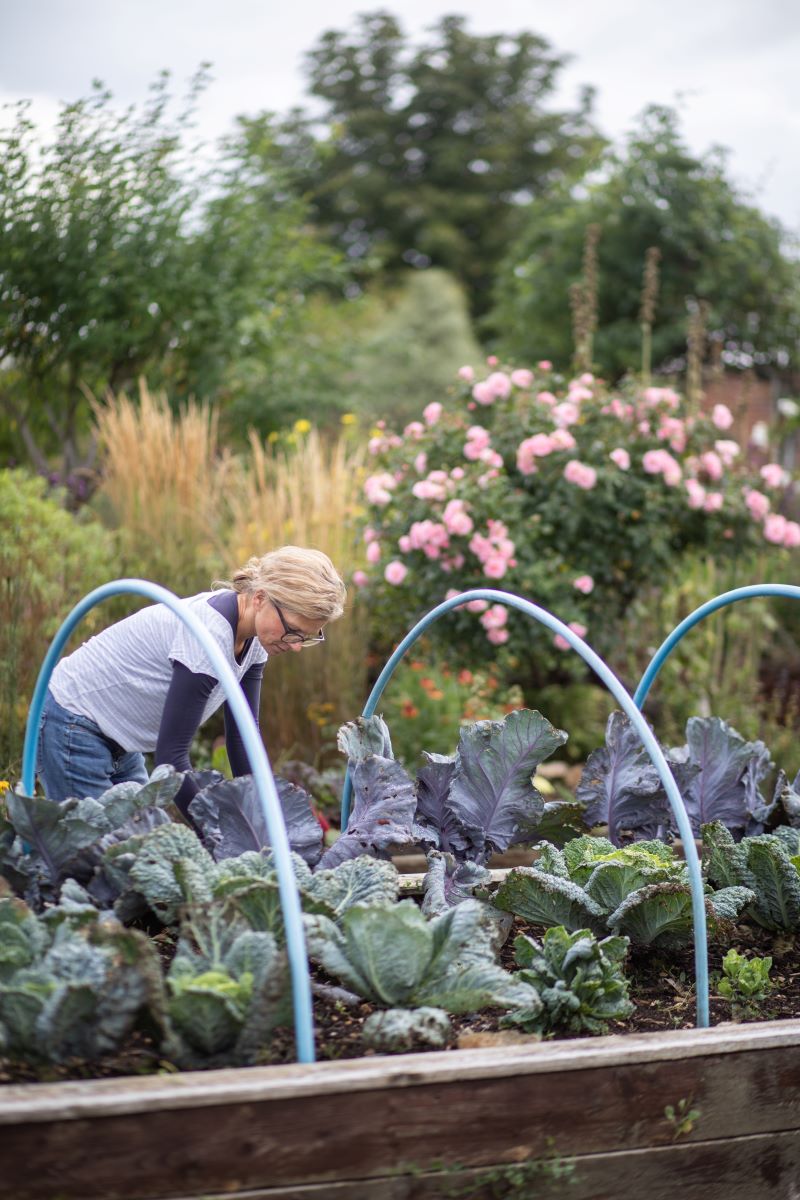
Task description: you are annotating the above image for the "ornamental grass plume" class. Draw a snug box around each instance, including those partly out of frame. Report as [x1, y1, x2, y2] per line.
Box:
[94, 382, 235, 594]
[225, 427, 369, 762]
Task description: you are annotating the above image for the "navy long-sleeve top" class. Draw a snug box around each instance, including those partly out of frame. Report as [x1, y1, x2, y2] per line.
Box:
[155, 590, 264, 815]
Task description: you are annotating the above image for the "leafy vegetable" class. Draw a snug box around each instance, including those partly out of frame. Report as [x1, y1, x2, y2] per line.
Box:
[362, 1006, 452, 1051]
[494, 835, 752, 948]
[503, 927, 633, 1034]
[188, 775, 323, 866]
[319, 755, 418, 868]
[703, 820, 800, 931]
[304, 899, 537, 1014]
[718, 949, 773, 1006]
[166, 904, 288, 1065]
[0, 898, 167, 1062]
[669, 718, 774, 838]
[576, 712, 674, 846]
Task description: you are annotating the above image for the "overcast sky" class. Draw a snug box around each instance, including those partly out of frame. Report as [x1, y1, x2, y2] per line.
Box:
[1, 0, 799, 234]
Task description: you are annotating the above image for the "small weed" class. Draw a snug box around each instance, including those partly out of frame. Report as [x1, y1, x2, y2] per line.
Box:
[664, 1097, 701, 1140]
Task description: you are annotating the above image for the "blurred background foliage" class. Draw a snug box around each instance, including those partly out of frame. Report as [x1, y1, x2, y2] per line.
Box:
[1, 9, 799, 790]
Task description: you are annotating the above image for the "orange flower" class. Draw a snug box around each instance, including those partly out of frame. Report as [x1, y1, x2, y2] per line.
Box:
[410, 660, 425, 672]
[428, 688, 444, 700]
[420, 677, 437, 692]
[458, 669, 474, 685]
[401, 700, 419, 718]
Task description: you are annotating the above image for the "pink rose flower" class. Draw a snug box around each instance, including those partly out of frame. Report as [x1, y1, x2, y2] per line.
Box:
[685, 479, 706, 509]
[712, 404, 734, 430]
[352, 570, 369, 588]
[510, 368, 534, 389]
[552, 401, 580, 426]
[714, 440, 740, 467]
[466, 599, 489, 613]
[384, 561, 408, 585]
[563, 460, 597, 490]
[760, 463, 787, 488]
[414, 451, 427, 475]
[536, 390, 557, 406]
[363, 526, 378, 544]
[365, 540, 381, 564]
[403, 421, 425, 439]
[744, 489, 770, 521]
[483, 555, 508, 579]
[450, 466, 465, 480]
[610, 448, 630, 470]
[472, 380, 496, 405]
[537, 360, 553, 370]
[486, 355, 499, 366]
[486, 371, 512, 399]
[573, 574, 594, 594]
[487, 627, 509, 645]
[549, 428, 576, 450]
[764, 513, 788, 544]
[703, 492, 724, 513]
[699, 451, 724, 481]
[457, 365, 475, 381]
[480, 604, 508, 631]
[553, 621, 588, 651]
[784, 521, 800, 548]
[398, 535, 412, 553]
[423, 401, 443, 426]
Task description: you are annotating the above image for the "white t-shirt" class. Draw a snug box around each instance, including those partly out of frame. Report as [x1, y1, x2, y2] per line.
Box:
[50, 591, 268, 752]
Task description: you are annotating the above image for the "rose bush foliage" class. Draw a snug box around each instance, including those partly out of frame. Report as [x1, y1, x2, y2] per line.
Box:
[355, 361, 795, 681]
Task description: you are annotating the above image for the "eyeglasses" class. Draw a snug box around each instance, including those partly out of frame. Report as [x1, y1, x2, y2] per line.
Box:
[273, 600, 325, 647]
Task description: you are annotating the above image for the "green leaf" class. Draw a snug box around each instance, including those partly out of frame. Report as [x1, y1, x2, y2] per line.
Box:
[492, 867, 607, 934]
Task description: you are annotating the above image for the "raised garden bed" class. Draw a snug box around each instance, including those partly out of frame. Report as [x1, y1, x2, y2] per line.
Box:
[2, 1019, 800, 1199]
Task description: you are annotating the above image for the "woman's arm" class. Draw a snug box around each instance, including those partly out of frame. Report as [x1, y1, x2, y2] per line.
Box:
[223, 661, 265, 776]
[155, 661, 217, 817]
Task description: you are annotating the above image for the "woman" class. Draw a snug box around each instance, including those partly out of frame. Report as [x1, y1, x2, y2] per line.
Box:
[36, 546, 346, 814]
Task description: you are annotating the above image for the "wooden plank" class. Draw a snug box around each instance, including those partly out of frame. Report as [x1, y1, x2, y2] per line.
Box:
[2, 1036, 800, 1199]
[4, 1019, 800, 1124]
[160, 1129, 800, 1200]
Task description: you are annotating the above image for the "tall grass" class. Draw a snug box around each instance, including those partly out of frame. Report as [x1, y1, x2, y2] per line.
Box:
[93, 382, 236, 596]
[225, 429, 369, 765]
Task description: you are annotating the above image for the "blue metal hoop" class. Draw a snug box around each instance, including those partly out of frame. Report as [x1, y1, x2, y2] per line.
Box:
[634, 583, 800, 709]
[341, 588, 710, 1027]
[20, 579, 316, 1063]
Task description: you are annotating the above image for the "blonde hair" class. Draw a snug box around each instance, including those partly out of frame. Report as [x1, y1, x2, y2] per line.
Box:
[215, 546, 346, 624]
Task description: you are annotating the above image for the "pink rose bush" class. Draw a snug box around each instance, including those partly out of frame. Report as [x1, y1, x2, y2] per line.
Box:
[356, 361, 796, 668]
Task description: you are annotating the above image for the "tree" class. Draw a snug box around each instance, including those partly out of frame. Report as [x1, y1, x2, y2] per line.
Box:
[0, 78, 343, 484]
[280, 11, 604, 313]
[491, 106, 800, 378]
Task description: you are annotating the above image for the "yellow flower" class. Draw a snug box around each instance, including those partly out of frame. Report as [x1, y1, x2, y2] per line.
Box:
[267, 431, 279, 443]
[340, 413, 357, 426]
[0, 780, 9, 796]
[294, 419, 312, 434]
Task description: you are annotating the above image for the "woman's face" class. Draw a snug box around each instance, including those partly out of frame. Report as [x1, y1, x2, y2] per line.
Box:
[249, 592, 324, 655]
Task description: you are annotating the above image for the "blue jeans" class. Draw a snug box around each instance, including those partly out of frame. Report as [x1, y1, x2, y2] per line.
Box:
[36, 690, 148, 803]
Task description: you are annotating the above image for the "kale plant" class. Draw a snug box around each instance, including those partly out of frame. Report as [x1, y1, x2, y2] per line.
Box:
[502, 926, 634, 1035]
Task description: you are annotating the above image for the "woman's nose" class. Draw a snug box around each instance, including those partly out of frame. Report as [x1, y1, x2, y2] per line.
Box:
[290, 642, 303, 653]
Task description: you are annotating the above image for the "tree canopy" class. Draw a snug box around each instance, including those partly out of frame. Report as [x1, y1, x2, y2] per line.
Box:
[279, 10, 604, 313]
[0, 76, 342, 481]
[491, 106, 800, 377]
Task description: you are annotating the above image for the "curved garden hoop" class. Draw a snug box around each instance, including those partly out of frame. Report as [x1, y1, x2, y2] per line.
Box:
[20, 579, 316, 1063]
[341, 587, 710, 1027]
[634, 583, 800, 709]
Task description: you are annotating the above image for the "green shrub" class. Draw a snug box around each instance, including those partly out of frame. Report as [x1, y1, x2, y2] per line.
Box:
[0, 470, 115, 776]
